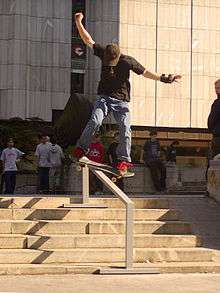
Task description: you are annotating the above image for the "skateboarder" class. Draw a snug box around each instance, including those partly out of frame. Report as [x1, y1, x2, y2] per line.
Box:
[74, 12, 181, 174]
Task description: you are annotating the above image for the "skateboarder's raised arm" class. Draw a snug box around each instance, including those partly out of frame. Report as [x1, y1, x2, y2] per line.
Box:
[75, 13, 95, 48]
[143, 69, 182, 83]
[129, 56, 181, 83]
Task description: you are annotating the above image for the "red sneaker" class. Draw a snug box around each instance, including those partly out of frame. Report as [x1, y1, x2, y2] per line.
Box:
[73, 147, 85, 159]
[116, 161, 133, 172]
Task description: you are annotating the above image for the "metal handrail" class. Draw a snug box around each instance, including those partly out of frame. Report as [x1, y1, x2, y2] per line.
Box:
[81, 165, 134, 269]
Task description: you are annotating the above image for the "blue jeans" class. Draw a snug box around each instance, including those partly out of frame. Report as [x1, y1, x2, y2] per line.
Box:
[77, 96, 131, 162]
[38, 167, 50, 193]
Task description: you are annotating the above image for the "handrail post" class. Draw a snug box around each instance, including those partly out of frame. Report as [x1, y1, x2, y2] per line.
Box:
[126, 202, 134, 269]
[82, 165, 89, 204]
[83, 168, 159, 274]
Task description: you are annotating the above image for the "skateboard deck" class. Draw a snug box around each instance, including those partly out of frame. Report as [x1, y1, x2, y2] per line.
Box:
[77, 156, 134, 182]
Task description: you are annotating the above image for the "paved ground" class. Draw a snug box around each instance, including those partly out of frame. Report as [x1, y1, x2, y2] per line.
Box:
[0, 274, 219, 293]
[168, 196, 220, 250]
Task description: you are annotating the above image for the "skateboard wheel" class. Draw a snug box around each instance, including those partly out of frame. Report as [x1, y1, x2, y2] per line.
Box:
[112, 177, 117, 183]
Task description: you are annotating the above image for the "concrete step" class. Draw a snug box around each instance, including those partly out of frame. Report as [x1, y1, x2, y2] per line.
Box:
[0, 197, 71, 209]
[0, 220, 87, 234]
[0, 197, 169, 209]
[88, 221, 191, 235]
[0, 208, 180, 221]
[0, 234, 200, 249]
[0, 247, 213, 264]
[0, 262, 219, 275]
[0, 234, 27, 248]
[84, 198, 169, 209]
[27, 234, 200, 249]
[0, 220, 192, 235]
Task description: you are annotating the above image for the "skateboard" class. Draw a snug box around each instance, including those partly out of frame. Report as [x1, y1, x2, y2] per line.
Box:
[77, 156, 135, 182]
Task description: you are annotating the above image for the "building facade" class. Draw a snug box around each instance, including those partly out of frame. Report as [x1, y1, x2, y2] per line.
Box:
[85, 0, 220, 129]
[0, 0, 220, 129]
[0, 0, 72, 121]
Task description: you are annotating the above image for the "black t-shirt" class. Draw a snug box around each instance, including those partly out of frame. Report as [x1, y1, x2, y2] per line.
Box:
[143, 139, 160, 162]
[93, 44, 145, 102]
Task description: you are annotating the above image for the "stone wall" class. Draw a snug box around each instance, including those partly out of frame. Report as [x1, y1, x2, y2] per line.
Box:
[13, 164, 206, 195]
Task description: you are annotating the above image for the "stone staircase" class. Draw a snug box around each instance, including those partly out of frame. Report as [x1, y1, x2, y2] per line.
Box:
[168, 181, 207, 195]
[0, 196, 219, 275]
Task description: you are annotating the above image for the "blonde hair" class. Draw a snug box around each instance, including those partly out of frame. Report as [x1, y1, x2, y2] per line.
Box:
[215, 79, 220, 86]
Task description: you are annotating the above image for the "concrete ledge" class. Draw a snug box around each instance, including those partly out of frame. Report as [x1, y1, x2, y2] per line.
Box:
[14, 164, 206, 194]
[207, 161, 220, 204]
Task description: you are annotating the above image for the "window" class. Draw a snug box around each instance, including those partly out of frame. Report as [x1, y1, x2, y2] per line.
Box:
[72, 0, 86, 71]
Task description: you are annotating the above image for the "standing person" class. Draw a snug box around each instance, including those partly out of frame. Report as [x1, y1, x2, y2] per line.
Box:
[87, 133, 105, 194]
[166, 140, 180, 189]
[205, 141, 213, 182]
[0, 142, 4, 194]
[35, 134, 51, 194]
[166, 140, 179, 164]
[73, 12, 181, 174]
[208, 79, 220, 157]
[0, 138, 24, 194]
[140, 131, 166, 192]
[48, 136, 65, 194]
[107, 131, 124, 190]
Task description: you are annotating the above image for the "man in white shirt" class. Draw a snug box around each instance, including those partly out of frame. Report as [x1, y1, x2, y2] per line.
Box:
[35, 134, 51, 193]
[0, 138, 24, 194]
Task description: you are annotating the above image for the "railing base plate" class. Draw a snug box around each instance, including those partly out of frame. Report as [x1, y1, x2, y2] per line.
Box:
[99, 267, 160, 275]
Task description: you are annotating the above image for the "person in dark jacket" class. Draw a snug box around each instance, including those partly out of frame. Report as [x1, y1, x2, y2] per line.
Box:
[0, 143, 4, 194]
[141, 131, 166, 192]
[107, 131, 124, 191]
[166, 140, 179, 163]
[35, 134, 51, 194]
[207, 79, 220, 157]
